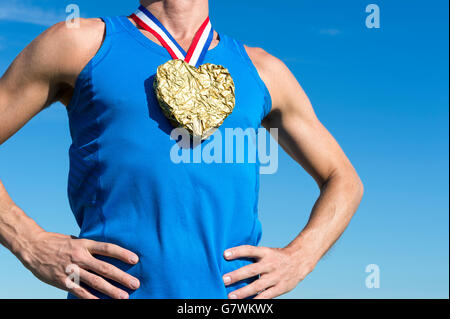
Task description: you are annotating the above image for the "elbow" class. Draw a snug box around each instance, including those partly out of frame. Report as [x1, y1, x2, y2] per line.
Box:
[345, 164, 364, 202]
[346, 164, 364, 202]
[355, 175, 364, 202]
[326, 166, 364, 202]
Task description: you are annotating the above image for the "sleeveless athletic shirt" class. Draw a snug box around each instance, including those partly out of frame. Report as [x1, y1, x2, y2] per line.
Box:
[66, 16, 272, 299]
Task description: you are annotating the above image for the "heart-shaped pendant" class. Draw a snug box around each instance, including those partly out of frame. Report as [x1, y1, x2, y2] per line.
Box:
[154, 59, 235, 140]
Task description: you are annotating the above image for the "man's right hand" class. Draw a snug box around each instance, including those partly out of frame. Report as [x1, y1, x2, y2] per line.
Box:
[17, 231, 140, 299]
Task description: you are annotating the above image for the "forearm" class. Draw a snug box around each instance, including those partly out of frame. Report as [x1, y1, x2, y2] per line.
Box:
[0, 179, 44, 257]
[284, 169, 364, 264]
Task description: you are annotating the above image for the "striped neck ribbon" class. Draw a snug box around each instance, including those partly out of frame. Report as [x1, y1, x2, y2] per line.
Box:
[130, 5, 214, 67]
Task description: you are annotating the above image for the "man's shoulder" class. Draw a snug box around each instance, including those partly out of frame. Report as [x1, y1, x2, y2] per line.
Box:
[243, 46, 273, 63]
[46, 17, 105, 36]
[41, 18, 105, 59]
[27, 18, 106, 85]
[242, 45, 293, 101]
[243, 45, 290, 81]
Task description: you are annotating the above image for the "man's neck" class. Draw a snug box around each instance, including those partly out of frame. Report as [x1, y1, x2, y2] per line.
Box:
[139, 0, 210, 41]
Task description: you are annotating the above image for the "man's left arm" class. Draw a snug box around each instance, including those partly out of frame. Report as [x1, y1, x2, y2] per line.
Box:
[222, 47, 364, 299]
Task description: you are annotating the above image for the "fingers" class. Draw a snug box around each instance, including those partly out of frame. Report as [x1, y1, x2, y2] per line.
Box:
[223, 263, 265, 286]
[227, 276, 276, 299]
[79, 268, 129, 299]
[68, 283, 99, 300]
[84, 240, 139, 265]
[223, 245, 301, 299]
[224, 245, 266, 260]
[253, 286, 280, 299]
[83, 256, 140, 291]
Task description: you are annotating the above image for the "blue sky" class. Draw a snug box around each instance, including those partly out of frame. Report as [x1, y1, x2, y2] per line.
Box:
[0, 0, 448, 298]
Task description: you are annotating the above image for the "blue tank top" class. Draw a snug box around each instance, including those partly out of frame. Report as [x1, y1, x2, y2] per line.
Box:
[66, 16, 272, 299]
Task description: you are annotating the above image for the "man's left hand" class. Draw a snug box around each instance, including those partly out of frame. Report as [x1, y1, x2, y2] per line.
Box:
[222, 245, 317, 299]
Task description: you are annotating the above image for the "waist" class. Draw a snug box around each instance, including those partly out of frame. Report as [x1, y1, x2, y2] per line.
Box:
[76, 201, 262, 298]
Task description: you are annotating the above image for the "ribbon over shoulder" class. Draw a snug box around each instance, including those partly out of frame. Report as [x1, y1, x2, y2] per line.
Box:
[130, 5, 214, 68]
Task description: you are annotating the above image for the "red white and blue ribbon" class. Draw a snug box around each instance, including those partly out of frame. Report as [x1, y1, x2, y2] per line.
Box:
[130, 5, 214, 68]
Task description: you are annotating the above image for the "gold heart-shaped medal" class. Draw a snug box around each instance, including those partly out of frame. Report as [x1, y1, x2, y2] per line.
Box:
[154, 59, 235, 140]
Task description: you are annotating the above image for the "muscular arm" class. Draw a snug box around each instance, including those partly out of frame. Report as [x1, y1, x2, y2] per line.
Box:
[0, 19, 104, 142]
[0, 21, 76, 257]
[256, 47, 364, 258]
[0, 20, 140, 299]
[222, 47, 364, 299]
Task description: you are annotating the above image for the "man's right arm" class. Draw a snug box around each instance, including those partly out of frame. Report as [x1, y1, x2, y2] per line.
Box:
[0, 20, 140, 299]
